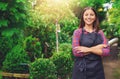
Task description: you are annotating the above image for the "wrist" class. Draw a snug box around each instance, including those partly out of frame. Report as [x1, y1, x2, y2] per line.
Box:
[88, 47, 92, 52]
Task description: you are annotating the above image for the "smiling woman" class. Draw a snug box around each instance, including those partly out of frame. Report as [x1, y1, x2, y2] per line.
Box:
[72, 7, 110, 79]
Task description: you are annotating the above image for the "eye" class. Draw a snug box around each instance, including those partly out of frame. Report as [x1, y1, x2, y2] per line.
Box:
[90, 13, 95, 16]
[84, 13, 88, 16]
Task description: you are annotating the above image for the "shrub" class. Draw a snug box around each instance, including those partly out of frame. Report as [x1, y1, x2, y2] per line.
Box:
[24, 36, 42, 61]
[51, 52, 73, 79]
[59, 43, 72, 53]
[0, 37, 13, 68]
[59, 43, 74, 60]
[2, 45, 30, 73]
[30, 58, 57, 79]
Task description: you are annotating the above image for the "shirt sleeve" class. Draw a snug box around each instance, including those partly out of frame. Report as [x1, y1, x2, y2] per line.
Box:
[99, 30, 110, 56]
[72, 29, 84, 57]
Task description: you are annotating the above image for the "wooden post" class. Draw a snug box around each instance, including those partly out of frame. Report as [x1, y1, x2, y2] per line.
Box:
[2, 72, 29, 79]
[55, 19, 60, 53]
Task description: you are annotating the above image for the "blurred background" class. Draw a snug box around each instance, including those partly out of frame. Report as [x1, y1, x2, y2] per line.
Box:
[0, 0, 120, 79]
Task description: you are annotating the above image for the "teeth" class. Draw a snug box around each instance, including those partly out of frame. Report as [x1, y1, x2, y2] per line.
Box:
[87, 20, 91, 21]
[86, 19, 91, 21]
[87, 20, 91, 22]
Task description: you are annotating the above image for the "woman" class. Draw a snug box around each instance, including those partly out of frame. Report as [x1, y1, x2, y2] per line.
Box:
[72, 7, 110, 79]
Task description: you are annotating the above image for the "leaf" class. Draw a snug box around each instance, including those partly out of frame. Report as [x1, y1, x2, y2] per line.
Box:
[9, 7, 18, 13]
[0, 19, 8, 27]
[2, 28, 20, 37]
[16, 0, 26, 3]
[0, 2, 8, 11]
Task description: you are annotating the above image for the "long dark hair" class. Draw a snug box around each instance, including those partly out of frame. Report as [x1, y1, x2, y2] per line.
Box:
[79, 7, 100, 32]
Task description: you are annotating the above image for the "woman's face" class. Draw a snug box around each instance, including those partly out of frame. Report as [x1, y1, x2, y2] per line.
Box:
[83, 9, 96, 26]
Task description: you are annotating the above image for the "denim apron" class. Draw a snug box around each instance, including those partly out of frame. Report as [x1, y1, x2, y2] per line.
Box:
[72, 29, 105, 79]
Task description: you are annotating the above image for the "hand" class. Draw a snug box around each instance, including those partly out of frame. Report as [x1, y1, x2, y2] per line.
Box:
[74, 46, 90, 53]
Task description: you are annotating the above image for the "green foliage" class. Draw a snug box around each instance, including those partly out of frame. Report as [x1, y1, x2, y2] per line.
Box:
[26, 0, 79, 57]
[0, 70, 2, 79]
[51, 51, 73, 79]
[113, 68, 120, 79]
[1, 21, 29, 70]
[0, 0, 28, 29]
[0, 31, 24, 67]
[2, 45, 30, 73]
[106, 0, 120, 39]
[0, 19, 8, 27]
[0, 2, 8, 11]
[100, 0, 120, 44]
[1, 28, 20, 37]
[51, 43, 73, 78]
[0, 0, 30, 69]
[77, 0, 105, 7]
[24, 25, 56, 57]
[59, 17, 79, 43]
[30, 58, 57, 79]
[24, 36, 43, 61]
[59, 43, 74, 60]
[31, 0, 76, 24]
[0, 2, 8, 27]
[59, 43, 72, 53]
[0, 37, 12, 67]
[101, 21, 119, 39]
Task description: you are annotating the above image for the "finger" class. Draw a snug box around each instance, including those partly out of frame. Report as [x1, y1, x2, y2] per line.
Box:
[73, 47, 77, 50]
[103, 44, 107, 47]
[73, 47, 80, 50]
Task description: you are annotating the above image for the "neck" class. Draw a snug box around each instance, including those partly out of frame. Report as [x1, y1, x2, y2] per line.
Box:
[84, 25, 93, 33]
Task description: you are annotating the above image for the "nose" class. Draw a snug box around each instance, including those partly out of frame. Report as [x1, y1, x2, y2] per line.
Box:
[87, 14, 91, 18]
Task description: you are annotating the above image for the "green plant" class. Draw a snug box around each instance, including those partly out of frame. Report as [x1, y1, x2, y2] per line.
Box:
[51, 52, 73, 79]
[101, 20, 120, 39]
[30, 58, 57, 79]
[59, 43, 74, 60]
[0, 70, 2, 79]
[2, 45, 30, 73]
[0, 37, 12, 68]
[24, 36, 42, 61]
[0, 0, 30, 69]
[59, 43, 72, 53]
